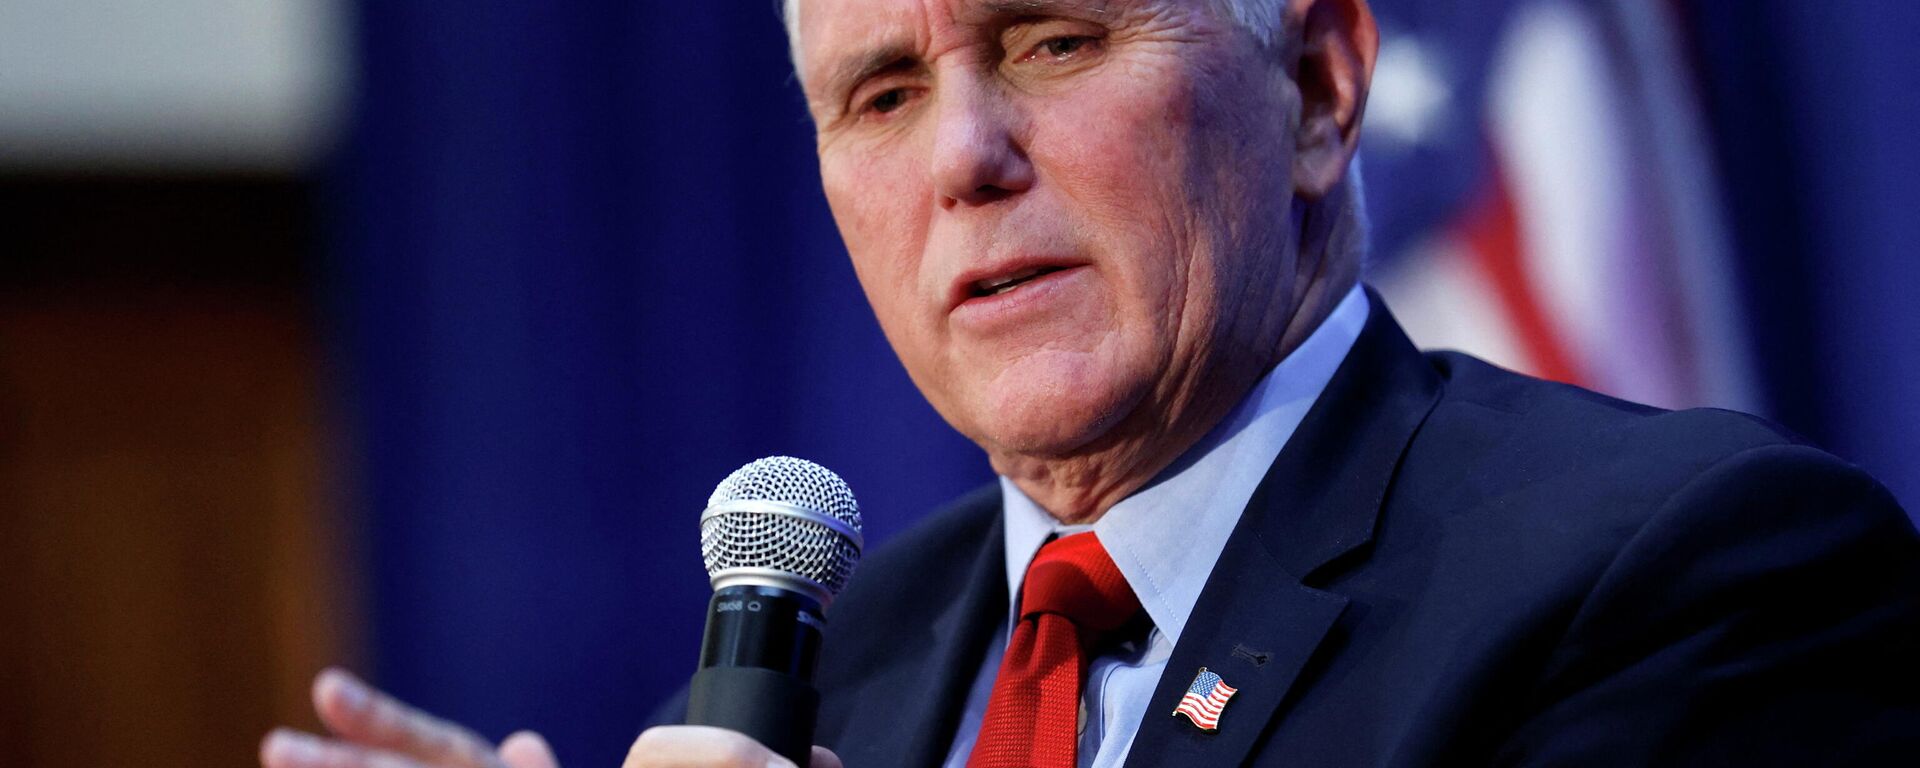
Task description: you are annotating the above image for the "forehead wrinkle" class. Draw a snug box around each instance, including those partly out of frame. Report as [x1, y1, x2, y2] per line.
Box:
[969, 0, 1116, 19]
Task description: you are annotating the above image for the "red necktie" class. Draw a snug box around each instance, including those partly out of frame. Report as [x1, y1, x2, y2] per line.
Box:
[968, 532, 1141, 768]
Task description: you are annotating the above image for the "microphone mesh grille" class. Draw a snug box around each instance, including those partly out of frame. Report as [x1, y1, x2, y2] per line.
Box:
[701, 456, 862, 597]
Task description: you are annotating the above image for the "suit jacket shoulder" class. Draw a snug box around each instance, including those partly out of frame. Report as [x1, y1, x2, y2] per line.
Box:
[1269, 348, 1920, 766]
[1395, 349, 1812, 552]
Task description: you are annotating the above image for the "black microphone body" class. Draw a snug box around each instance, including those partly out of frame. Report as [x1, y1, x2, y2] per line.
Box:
[685, 584, 827, 764]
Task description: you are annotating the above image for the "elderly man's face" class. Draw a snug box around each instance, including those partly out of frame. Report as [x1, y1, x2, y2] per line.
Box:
[800, 0, 1317, 461]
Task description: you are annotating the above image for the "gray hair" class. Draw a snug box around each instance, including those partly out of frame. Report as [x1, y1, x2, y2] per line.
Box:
[781, 0, 1290, 75]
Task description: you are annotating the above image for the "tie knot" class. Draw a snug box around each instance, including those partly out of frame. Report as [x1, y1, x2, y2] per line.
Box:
[1018, 533, 1140, 633]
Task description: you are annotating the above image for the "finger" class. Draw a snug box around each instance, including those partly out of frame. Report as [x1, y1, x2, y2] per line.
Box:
[497, 731, 559, 768]
[311, 667, 497, 768]
[808, 747, 843, 768]
[262, 727, 431, 768]
[624, 725, 791, 768]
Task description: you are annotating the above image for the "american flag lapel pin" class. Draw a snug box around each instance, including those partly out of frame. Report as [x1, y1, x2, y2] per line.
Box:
[1172, 666, 1238, 732]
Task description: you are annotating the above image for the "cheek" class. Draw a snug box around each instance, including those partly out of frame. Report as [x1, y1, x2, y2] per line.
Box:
[1032, 75, 1203, 325]
[1032, 51, 1297, 342]
[823, 147, 932, 317]
[1043, 75, 1197, 213]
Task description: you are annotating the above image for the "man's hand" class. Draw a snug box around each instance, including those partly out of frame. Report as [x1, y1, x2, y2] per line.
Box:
[261, 668, 559, 768]
[261, 668, 842, 768]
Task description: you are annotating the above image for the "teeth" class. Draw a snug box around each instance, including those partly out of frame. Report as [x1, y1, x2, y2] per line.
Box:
[981, 268, 1042, 291]
[975, 267, 1049, 296]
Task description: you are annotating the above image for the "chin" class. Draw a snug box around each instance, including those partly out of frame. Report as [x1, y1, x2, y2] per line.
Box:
[964, 356, 1150, 460]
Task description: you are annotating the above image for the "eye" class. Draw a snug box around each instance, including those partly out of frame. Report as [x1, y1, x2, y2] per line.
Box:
[1039, 35, 1094, 59]
[998, 24, 1105, 74]
[868, 88, 909, 114]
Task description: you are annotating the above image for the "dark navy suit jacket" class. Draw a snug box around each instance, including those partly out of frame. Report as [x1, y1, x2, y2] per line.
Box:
[668, 293, 1920, 766]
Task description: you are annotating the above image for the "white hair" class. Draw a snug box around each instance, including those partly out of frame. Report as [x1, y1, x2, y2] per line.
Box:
[1209, 0, 1289, 48]
[782, 0, 803, 69]
[781, 0, 1290, 75]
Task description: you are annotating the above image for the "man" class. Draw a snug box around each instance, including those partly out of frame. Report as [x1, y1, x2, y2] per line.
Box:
[261, 0, 1920, 766]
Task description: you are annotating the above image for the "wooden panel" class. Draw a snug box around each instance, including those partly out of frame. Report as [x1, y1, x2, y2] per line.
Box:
[0, 297, 357, 768]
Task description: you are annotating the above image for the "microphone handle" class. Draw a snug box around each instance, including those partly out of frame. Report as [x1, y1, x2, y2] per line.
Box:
[686, 585, 826, 765]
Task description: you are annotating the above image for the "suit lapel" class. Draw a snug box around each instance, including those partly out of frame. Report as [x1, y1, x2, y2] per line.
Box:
[1125, 538, 1351, 765]
[1125, 289, 1442, 767]
[837, 500, 1007, 768]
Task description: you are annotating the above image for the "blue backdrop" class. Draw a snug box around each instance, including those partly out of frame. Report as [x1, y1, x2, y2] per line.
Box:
[329, 1, 1918, 765]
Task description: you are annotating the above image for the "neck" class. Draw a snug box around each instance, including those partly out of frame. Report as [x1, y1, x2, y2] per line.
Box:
[991, 199, 1361, 524]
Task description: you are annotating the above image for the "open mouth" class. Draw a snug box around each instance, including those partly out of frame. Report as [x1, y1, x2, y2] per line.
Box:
[969, 265, 1070, 298]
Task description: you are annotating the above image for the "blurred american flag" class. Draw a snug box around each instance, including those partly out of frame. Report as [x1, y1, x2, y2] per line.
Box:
[1364, 0, 1758, 412]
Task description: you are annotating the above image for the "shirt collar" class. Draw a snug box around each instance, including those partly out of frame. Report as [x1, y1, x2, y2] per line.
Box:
[999, 283, 1370, 643]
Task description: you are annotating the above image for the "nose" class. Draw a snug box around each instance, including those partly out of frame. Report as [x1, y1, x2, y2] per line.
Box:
[930, 77, 1034, 209]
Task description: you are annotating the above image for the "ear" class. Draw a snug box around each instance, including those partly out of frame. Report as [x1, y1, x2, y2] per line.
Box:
[1287, 0, 1378, 200]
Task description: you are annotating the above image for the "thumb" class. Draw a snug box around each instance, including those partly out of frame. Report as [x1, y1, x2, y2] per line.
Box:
[499, 730, 560, 768]
[809, 746, 843, 768]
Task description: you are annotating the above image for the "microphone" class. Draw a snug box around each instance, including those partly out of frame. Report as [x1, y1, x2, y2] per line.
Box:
[687, 456, 864, 765]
